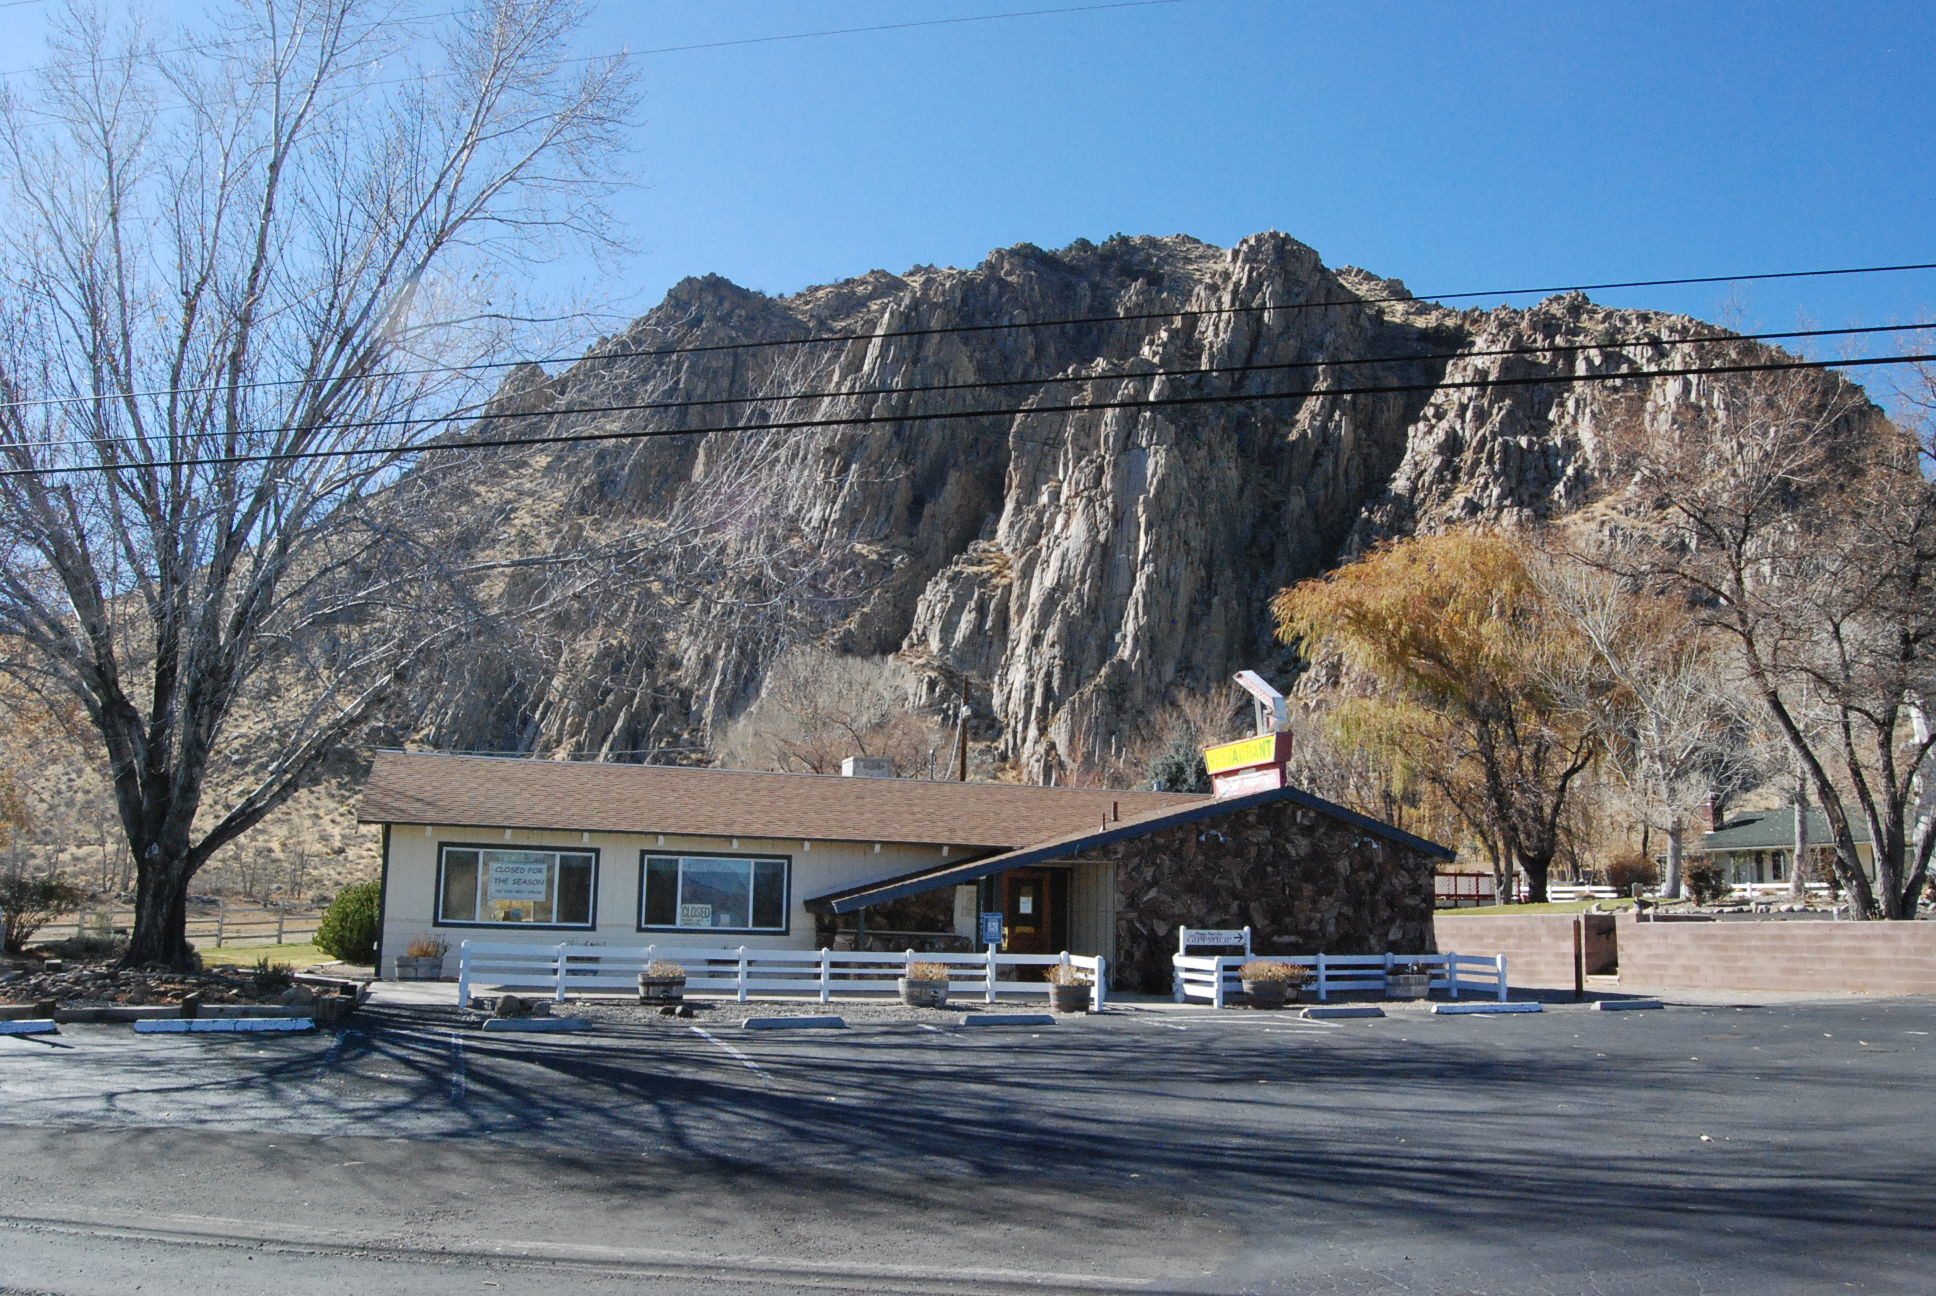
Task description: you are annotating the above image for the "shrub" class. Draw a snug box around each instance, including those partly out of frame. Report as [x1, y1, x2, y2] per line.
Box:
[314, 880, 380, 964]
[1147, 738, 1210, 794]
[1045, 962, 1091, 986]
[0, 873, 88, 954]
[906, 961, 949, 981]
[250, 956, 296, 995]
[643, 959, 686, 978]
[1602, 853, 1660, 893]
[404, 935, 449, 959]
[1239, 959, 1308, 985]
[1684, 859, 1733, 906]
[39, 933, 127, 962]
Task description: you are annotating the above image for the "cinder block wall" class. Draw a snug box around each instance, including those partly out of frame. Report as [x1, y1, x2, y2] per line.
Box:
[1433, 914, 1608, 990]
[1616, 920, 1936, 995]
[1435, 912, 1936, 995]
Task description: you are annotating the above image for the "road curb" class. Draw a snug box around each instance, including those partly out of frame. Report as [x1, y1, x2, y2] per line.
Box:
[0, 1019, 58, 1035]
[741, 1015, 846, 1030]
[1594, 999, 1665, 1011]
[1431, 1002, 1544, 1015]
[133, 1017, 316, 1034]
[480, 1016, 591, 1032]
[958, 1013, 1056, 1027]
[1301, 1006, 1385, 1019]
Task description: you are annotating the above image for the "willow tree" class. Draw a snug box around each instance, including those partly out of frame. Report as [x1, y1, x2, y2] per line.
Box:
[1273, 530, 1603, 903]
[0, 0, 637, 966]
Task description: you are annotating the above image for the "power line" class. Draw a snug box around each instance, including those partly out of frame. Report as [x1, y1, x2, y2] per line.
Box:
[4, 318, 1927, 457]
[5, 259, 1933, 419]
[5, 348, 1928, 480]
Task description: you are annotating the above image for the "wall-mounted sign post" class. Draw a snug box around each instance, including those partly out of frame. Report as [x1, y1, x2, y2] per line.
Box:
[979, 911, 1005, 949]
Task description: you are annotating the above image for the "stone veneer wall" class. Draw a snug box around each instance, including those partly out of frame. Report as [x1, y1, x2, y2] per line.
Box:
[1082, 797, 1439, 993]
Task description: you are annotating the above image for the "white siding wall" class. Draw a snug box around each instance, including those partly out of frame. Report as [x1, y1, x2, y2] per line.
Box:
[379, 824, 965, 977]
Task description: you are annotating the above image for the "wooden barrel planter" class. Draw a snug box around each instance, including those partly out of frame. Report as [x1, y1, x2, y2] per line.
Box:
[898, 977, 949, 1009]
[1241, 979, 1289, 1010]
[1385, 971, 1431, 1000]
[395, 955, 443, 981]
[1046, 982, 1090, 1014]
[637, 974, 686, 1005]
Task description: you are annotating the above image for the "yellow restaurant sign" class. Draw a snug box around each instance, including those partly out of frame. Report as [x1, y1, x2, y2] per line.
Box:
[1202, 732, 1287, 776]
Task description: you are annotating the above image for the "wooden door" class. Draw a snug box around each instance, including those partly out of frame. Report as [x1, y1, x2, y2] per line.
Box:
[1001, 869, 1065, 956]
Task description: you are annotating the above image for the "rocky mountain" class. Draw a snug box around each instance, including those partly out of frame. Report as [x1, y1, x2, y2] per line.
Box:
[401, 231, 1801, 781]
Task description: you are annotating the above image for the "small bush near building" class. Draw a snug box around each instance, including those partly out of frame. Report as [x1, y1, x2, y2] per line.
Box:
[0, 873, 88, 954]
[1602, 853, 1659, 894]
[314, 880, 381, 964]
[250, 956, 296, 995]
[1238, 959, 1308, 985]
[1684, 858, 1733, 906]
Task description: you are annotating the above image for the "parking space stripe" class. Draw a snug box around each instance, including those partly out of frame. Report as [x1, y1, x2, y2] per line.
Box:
[688, 1025, 773, 1082]
[448, 1033, 467, 1104]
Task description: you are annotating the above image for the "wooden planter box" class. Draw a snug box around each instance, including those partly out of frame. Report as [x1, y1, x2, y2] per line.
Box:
[899, 977, 949, 1009]
[395, 955, 444, 981]
[1047, 982, 1091, 1014]
[637, 974, 686, 1005]
[1385, 972, 1431, 1001]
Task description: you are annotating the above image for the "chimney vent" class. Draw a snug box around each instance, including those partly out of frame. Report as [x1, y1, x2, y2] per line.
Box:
[841, 756, 896, 779]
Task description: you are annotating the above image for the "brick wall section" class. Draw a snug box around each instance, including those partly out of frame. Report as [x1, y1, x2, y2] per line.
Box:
[1433, 914, 1609, 990]
[1616, 919, 1936, 995]
[1435, 913, 1936, 994]
[1090, 797, 1439, 993]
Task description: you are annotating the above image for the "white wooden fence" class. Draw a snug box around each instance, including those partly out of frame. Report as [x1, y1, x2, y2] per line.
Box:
[456, 941, 1109, 1012]
[1172, 950, 1510, 1006]
[1524, 882, 1838, 903]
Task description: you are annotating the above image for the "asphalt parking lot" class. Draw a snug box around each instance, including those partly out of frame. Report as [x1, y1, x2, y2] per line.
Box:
[2, 997, 1933, 1295]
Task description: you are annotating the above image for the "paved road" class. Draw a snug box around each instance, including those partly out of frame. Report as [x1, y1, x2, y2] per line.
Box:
[1, 998, 1932, 1294]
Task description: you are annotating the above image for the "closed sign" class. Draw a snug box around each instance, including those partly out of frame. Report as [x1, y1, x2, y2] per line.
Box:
[487, 861, 549, 900]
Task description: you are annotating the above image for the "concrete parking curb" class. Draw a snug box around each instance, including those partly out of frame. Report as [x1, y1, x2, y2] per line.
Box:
[1594, 999, 1665, 1011]
[958, 1013, 1056, 1027]
[1432, 1002, 1543, 1015]
[480, 1016, 591, 1032]
[1301, 1006, 1385, 1019]
[0, 1019, 58, 1035]
[133, 1018, 316, 1034]
[741, 1015, 846, 1030]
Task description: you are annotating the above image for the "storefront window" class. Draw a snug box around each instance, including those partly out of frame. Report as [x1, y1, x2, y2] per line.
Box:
[437, 846, 596, 927]
[640, 854, 788, 932]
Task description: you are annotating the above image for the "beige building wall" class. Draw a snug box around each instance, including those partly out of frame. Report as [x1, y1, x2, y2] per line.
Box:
[378, 823, 969, 977]
[1063, 860, 1117, 965]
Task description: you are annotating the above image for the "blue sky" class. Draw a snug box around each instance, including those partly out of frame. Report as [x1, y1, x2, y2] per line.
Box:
[3, 1, 1932, 371]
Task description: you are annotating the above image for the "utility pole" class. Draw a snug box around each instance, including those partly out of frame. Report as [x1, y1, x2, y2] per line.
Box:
[954, 680, 970, 782]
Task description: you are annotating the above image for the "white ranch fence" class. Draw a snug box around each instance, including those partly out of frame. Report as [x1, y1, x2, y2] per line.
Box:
[1523, 882, 1839, 903]
[456, 941, 1109, 1012]
[1172, 948, 1510, 1006]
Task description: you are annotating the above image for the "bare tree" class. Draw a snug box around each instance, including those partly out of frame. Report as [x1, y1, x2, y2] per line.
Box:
[0, 0, 637, 965]
[1607, 353, 1936, 918]
[1536, 549, 1766, 899]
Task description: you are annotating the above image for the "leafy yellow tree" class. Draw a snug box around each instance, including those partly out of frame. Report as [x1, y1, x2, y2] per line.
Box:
[1272, 530, 1603, 902]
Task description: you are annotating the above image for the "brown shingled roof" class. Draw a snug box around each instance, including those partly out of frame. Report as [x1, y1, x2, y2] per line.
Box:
[358, 751, 1208, 849]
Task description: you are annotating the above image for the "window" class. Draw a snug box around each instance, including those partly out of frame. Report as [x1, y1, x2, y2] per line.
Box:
[640, 853, 789, 933]
[436, 846, 597, 927]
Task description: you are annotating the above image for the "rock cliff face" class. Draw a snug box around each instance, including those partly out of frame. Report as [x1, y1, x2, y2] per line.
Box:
[411, 231, 1779, 777]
